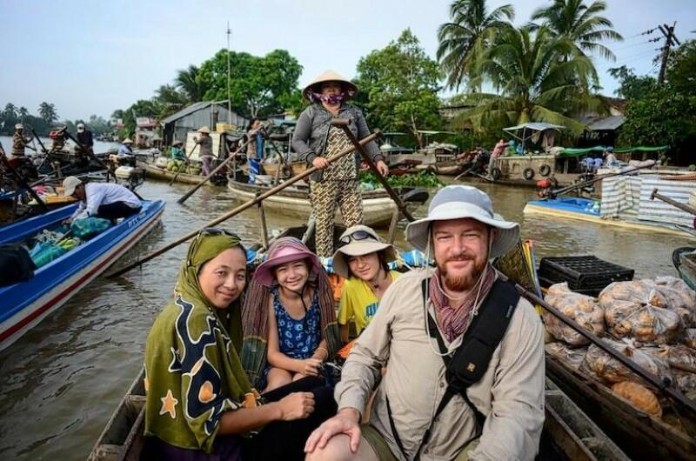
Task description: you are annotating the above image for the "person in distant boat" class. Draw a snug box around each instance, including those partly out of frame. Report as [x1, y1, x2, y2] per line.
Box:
[603, 146, 618, 168]
[75, 122, 94, 157]
[487, 139, 509, 179]
[332, 225, 399, 344]
[11, 124, 32, 158]
[241, 237, 340, 393]
[170, 139, 186, 160]
[305, 185, 545, 461]
[118, 138, 134, 156]
[62, 176, 142, 222]
[196, 126, 214, 176]
[246, 118, 265, 160]
[142, 229, 336, 461]
[292, 70, 389, 257]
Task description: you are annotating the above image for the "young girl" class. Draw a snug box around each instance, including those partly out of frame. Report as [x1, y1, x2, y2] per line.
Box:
[332, 225, 399, 343]
[242, 237, 340, 392]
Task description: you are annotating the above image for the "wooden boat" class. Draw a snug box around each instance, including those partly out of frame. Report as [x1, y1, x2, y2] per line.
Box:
[260, 161, 307, 178]
[524, 173, 696, 239]
[672, 246, 696, 290]
[137, 159, 227, 186]
[88, 367, 629, 461]
[227, 177, 423, 228]
[546, 355, 696, 461]
[0, 199, 165, 352]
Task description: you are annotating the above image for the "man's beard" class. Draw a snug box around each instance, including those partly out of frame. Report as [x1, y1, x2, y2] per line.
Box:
[437, 257, 487, 292]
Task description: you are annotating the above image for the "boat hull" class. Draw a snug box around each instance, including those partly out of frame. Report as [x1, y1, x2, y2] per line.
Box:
[137, 159, 225, 186]
[227, 180, 398, 227]
[524, 196, 696, 238]
[0, 200, 165, 352]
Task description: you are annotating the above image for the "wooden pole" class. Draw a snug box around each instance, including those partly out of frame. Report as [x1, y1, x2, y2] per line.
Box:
[334, 121, 415, 222]
[651, 188, 696, 216]
[107, 130, 382, 278]
[550, 161, 656, 198]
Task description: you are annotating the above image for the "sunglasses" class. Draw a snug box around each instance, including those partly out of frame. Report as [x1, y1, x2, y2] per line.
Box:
[199, 227, 237, 237]
[339, 229, 378, 246]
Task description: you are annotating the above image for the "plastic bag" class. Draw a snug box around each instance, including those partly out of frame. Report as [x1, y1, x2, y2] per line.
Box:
[545, 342, 587, 370]
[543, 283, 604, 347]
[599, 280, 684, 345]
[71, 217, 112, 240]
[579, 338, 672, 386]
[30, 241, 67, 268]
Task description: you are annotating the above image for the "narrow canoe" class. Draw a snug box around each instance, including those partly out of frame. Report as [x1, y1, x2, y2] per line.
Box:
[137, 160, 227, 186]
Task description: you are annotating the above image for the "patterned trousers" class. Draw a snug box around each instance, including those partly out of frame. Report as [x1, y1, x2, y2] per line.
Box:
[310, 179, 363, 257]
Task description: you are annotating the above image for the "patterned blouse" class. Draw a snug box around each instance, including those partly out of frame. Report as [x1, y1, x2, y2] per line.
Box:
[272, 286, 321, 359]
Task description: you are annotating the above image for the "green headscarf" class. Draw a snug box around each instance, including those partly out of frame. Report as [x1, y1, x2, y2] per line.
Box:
[176, 232, 246, 350]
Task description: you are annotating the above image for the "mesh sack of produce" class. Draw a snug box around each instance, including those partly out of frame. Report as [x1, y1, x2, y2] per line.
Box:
[579, 338, 672, 386]
[685, 329, 696, 349]
[599, 280, 684, 345]
[543, 282, 605, 347]
[71, 217, 112, 240]
[545, 341, 587, 370]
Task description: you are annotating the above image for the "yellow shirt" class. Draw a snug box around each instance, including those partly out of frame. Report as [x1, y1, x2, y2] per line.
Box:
[337, 270, 400, 335]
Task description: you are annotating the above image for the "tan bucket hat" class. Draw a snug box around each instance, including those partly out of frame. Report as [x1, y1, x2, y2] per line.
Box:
[303, 70, 358, 100]
[122, 138, 133, 144]
[332, 225, 396, 278]
[198, 126, 211, 134]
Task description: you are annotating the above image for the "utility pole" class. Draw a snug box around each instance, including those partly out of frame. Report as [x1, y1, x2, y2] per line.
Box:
[226, 22, 232, 124]
[657, 22, 680, 85]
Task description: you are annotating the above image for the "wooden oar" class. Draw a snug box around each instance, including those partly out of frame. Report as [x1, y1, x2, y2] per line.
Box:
[177, 137, 252, 204]
[650, 188, 696, 216]
[549, 161, 656, 198]
[334, 120, 414, 222]
[497, 271, 696, 417]
[169, 143, 199, 186]
[106, 130, 382, 278]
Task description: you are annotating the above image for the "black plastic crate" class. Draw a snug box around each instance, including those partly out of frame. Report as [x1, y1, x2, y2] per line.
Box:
[538, 256, 634, 294]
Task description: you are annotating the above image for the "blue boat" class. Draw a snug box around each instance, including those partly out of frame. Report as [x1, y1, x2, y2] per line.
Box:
[0, 199, 165, 351]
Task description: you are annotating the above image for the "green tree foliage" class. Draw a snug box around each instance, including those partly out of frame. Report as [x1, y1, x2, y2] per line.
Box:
[666, 39, 696, 98]
[437, 0, 514, 90]
[608, 66, 657, 100]
[175, 65, 206, 102]
[38, 102, 58, 124]
[530, 0, 623, 61]
[198, 49, 302, 117]
[354, 29, 443, 147]
[460, 26, 602, 136]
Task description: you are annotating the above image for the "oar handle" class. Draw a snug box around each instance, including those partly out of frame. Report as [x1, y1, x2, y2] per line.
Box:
[499, 272, 696, 416]
[107, 130, 382, 278]
[333, 121, 414, 222]
[651, 188, 696, 216]
[550, 160, 656, 197]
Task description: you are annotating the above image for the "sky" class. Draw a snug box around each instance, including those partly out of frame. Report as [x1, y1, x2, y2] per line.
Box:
[1, 0, 694, 122]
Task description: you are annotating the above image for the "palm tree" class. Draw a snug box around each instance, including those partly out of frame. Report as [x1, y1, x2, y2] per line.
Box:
[460, 26, 602, 134]
[436, 0, 514, 90]
[175, 65, 205, 103]
[38, 102, 58, 124]
[530, 0, 623, 61]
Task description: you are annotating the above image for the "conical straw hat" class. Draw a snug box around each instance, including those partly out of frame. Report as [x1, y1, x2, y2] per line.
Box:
[303, 70, 358, 100]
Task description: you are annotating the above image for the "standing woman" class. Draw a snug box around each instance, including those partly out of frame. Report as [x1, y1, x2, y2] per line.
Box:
[196, 126, 214, 175]
[292, 70, 389, 257]
[242, 237, 341, 392]
[332, 225, 400, 344]
[143, 230, 335, 460]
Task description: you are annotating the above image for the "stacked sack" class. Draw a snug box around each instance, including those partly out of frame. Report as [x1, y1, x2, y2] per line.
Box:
[544, 276, 696, 420]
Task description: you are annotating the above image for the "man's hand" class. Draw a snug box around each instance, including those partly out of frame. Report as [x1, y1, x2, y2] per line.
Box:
[304, 408, 362, 454]
[375, 160, 389, 176]
[312, 157, 330, 170]
[276, 392, 315, 421]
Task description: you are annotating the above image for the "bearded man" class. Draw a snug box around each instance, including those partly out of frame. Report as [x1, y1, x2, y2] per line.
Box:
[305, 185, 545, 461]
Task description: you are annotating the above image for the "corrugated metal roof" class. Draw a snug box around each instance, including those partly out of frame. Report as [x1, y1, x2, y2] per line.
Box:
[585, 115, 625, 131]
[160, 101, 216, 125]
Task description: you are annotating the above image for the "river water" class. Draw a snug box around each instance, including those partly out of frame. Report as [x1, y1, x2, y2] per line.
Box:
[0, 145, 694, 460]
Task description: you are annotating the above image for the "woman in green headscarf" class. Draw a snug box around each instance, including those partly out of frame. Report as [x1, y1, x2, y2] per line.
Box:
[143, 229, 335, 460]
